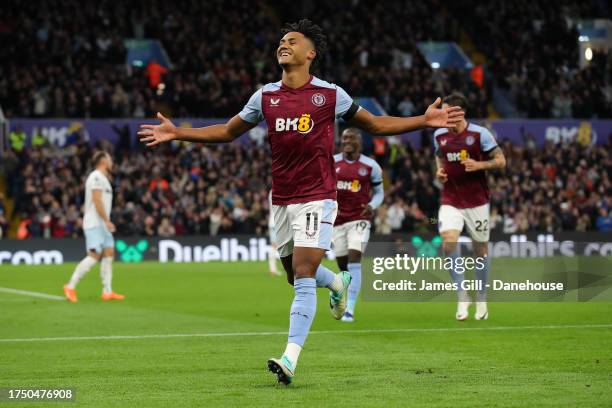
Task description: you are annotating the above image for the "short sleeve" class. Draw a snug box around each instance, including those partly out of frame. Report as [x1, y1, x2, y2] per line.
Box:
[238, 89, 264, 124]
[89, 173, 105, 190]
[335, 86, 354, 119]
[432, 130, 444, 156]
[370, 161, 383, 185]
[480, 128, 498, 152]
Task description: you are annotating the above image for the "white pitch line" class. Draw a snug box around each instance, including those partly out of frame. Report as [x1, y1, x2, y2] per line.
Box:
[0, 287, 65, 301]
[0, 299, 34, 302]
[1, 324, 611, 343]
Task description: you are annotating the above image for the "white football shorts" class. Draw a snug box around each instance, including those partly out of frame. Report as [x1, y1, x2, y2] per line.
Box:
[332, 219, 371, 257]
[272, 199, 338, 257]
[438, 203, 490, 242]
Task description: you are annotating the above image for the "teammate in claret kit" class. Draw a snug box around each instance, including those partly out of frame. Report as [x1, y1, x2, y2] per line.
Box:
[433, 93, 506, 321]
[333, 128, 384, 322]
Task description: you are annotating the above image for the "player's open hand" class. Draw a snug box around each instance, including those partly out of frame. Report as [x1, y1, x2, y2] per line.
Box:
[138, 112, 178, 147]
[424, 97, 464, 128]
[436, 167, 448, 183]
[105, 220, 117, 233]
[461, 158, 483, 172]
[360, 204, 374, 218]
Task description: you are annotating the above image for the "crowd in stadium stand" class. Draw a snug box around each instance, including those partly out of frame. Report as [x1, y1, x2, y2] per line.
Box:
[2, 0, 608, 120]
[4, 130, 610, 240]
[4, 137, 272, 239]
[374, 133, 612, 234]
[0, 193, 8, 238]
[446, 0, 612, 118]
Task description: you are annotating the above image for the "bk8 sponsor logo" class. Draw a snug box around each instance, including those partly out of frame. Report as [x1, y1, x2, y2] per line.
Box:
[275, 113, 314, 134]
[337, 179, 362, 192]
[446, 150, 469, 162]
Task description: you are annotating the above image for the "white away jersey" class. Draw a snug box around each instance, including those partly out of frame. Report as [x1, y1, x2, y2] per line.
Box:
[83, 170, 113, 230]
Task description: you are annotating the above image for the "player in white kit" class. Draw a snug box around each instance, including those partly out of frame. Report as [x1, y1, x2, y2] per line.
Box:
[63, 151, 125, 302]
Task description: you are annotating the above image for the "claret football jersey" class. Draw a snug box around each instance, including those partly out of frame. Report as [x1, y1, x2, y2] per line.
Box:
[239, 76, 359, 205]
[433, 123, 498, 209]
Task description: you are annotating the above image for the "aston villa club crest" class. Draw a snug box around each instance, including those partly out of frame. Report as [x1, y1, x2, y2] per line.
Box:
[466, 135, 475, 146]
[358, 167, 368, 176]
[311, 93, 325, 107]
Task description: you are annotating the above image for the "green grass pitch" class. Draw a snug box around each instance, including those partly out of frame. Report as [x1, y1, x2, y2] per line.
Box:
[1, 260, 611, 407]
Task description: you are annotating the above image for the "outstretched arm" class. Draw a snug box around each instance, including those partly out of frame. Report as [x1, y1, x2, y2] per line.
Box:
[348, 97, 464, 136]
[138, 113, 256, 146]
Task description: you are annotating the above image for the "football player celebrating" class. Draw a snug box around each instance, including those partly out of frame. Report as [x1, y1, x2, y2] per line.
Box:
[139, 20, 464, 384]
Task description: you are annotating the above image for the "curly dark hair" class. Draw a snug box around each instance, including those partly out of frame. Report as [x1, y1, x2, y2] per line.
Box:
[280, 19, 327, 69]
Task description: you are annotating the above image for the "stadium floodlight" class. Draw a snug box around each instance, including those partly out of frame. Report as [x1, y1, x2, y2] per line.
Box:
[585, 47, 593, 61]
[578, 35, 590, 42]
[431, 62, 440, 69]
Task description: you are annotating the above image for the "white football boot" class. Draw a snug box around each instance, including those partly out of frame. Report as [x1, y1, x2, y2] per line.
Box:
[475, 301, 488, 320]
[455, 291, 472, 321]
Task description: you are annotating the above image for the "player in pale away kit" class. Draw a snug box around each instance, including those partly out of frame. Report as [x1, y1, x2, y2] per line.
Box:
[63, 151, 125, 302]
[333, 128, 384, 322]
[138, 19, 464, 384]
[433, 93, 505, 321]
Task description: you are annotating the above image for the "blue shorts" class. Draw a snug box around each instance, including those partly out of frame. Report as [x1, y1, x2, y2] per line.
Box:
[84, 226, 115, 254]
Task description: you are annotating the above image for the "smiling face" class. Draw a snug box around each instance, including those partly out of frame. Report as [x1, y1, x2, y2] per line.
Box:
[341, 129, 362, 156]
[277, 31, 316, 69]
